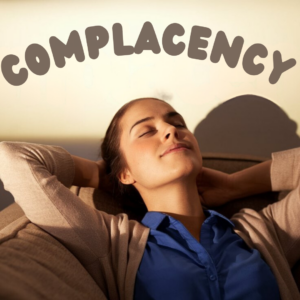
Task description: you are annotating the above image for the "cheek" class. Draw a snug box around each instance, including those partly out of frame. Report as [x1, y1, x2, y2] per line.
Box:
[125, 140, 158, 171]
[194, 148, 203, 171]
[191, 137, 202, 159]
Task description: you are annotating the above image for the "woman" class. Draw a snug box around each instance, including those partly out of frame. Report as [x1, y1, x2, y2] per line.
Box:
[0, 97, 300, 300]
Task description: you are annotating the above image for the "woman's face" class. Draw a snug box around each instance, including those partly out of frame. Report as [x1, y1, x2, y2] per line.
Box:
[118, 99, 203, 192]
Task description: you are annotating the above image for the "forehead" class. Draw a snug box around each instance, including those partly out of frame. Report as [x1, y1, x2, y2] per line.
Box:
[120, 99, 175, 127]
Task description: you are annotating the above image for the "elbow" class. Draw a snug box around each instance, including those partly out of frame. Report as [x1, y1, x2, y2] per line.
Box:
[0, 142, 27, 176]
[0, 141, 25, 158]
[0, 141, 18, 161]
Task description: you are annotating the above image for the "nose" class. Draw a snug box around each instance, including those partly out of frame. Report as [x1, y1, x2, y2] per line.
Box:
[163, 123, 179, 141]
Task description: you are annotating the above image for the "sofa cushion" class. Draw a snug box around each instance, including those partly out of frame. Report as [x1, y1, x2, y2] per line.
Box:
[0, 200, 25, 231]
[0, 216, 105, 300]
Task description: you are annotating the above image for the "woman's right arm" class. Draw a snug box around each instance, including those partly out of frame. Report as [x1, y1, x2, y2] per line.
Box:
[0, 141, 113, 265]
[71, 155, 100, 188]
[71, 155, 113, 193]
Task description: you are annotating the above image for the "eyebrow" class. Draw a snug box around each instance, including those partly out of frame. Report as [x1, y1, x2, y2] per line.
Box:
[129, 111, 183, 134]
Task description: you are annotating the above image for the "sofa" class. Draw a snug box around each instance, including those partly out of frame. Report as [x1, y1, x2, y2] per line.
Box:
[0, 152, 299, 299]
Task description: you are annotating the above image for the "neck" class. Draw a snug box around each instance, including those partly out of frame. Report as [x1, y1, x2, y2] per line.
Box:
[139, 178, 206, 242]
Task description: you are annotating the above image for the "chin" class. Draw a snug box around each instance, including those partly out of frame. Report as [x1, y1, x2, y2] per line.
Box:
[170, 160, 200, 179]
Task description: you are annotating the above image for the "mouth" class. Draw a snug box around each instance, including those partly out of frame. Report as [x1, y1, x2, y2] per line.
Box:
[161, 143, 191, 157]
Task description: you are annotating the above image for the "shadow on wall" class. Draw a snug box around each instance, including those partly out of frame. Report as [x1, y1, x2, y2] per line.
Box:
[1, 94, 300, 211]
[194, 94, 300, 158]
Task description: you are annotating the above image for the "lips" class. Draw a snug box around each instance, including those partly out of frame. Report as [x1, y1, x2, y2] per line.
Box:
[161, 142, 191, 157]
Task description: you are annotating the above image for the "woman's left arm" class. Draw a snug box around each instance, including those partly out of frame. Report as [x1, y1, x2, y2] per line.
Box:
[198, 147, 300, 268]
[230, 159, 272, 198]
[259, 147, 300, 268]
[197, 160, 272, 207]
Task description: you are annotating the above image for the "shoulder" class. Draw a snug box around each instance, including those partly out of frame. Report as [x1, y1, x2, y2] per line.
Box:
[231, 207, 278, 249]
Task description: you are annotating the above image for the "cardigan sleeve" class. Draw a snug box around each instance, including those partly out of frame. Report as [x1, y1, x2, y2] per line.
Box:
[0, 141, 118, 266]
[260, 146, 300, 268]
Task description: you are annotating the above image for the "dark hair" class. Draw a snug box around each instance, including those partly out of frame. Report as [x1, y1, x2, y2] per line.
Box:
[99, 97, 167, 209]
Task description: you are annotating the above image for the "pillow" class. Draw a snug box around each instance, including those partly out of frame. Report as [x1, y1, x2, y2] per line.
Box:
[0, 216, 105, 300]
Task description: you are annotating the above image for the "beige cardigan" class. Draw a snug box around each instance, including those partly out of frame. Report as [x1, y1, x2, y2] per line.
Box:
[0, 141, 299, 300]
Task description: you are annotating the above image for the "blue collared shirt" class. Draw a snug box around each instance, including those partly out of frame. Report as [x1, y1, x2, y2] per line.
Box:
[134, 210, 280, 300]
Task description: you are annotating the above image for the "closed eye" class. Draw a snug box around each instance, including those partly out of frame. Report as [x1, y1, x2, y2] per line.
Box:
[139, 130, 156, 138]
[139, 124, 186, 138]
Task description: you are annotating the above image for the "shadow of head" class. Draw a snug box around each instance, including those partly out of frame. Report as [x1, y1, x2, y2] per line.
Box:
[194, 94, 300, 158]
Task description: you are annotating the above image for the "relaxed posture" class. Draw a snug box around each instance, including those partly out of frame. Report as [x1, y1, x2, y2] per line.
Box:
[0, 97, 300, 300]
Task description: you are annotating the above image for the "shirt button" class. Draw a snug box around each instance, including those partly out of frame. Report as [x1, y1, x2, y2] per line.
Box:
[209, 274, 216, 281]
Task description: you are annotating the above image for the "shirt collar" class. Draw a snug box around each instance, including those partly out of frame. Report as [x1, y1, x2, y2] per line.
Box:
[203, 209, 235, 227]
[141, 209, 235, 229]
[141, 211, 169, 229]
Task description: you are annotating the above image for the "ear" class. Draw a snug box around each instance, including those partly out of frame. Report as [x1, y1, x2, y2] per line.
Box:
[118, 168, 136, 185]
